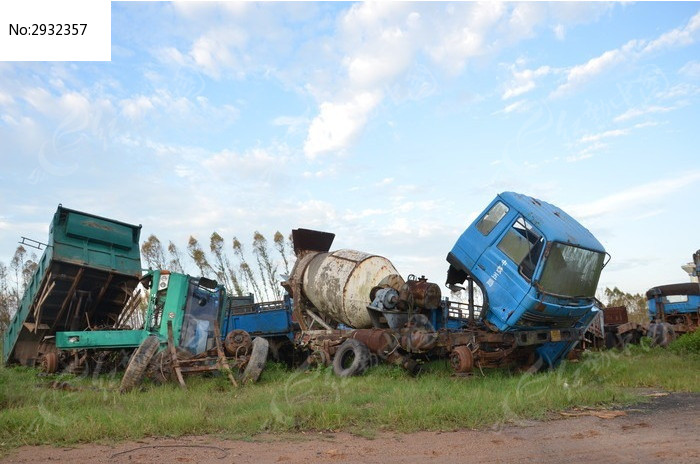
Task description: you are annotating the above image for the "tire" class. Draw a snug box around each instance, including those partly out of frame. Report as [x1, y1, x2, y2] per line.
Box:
[40, 352, 59, 374]
[332, 339, 370, 377]
[242, 337, 269, 384]
[120, 335, 160, 393]
[146, 347, 192, 384]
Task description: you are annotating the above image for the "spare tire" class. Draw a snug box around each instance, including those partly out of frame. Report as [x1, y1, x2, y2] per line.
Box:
[120, 335, 160, 393]
[332, 339, 370, 377]
[242, 337, 269, 384]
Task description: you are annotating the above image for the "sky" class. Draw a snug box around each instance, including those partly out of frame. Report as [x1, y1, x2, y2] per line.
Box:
[0, 1, 699, 297]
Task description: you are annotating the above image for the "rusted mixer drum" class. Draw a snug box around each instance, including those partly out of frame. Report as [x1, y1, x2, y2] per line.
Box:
[294, 249, 402, 328]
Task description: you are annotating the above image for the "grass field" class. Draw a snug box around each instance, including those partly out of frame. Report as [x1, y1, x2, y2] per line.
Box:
[1, 342, 698, 452]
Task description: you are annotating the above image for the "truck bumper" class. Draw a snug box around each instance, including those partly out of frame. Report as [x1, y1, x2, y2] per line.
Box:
[513, 327, 584, 346]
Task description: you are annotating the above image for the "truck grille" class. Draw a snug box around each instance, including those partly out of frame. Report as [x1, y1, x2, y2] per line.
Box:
[516, 310, 580, 329]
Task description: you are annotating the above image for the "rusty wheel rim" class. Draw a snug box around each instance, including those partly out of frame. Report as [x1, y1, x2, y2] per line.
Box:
[450, 346, 473, 374]
[40, 352, 58, 373]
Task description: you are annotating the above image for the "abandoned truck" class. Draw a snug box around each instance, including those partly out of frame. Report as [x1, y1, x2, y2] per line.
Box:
[2, 206, 268, 391]
[2, 206, 143, 369]
[228, 192, 609, 377]
[646, 250, 700, 346]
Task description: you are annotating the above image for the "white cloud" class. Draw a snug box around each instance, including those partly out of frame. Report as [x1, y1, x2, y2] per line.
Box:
[304, 91, 382, 158]
[578, 128, 629, 144]
[499, 100, 531, 114]
[374, 177, 394, 187]
[566, 152, 595, 163]
[160, 2, 622, 157]
[502, 64, 554, 99]
[567, 141, 607, 162]
[550, 44, 631, 98]
[641, 11, 700, 54]
[655, 83, 700, 99]
[679, 60, 700, 78]
[568, 171, 700, 219]
[0, 92, 13, 106]
[272, 115, 309, 135]
[203, 147, 280, 175]
[120, 95, 155, 120]
[553, 24, 566, 40]
[613, 104, 679, 123]
[551, 11, 700, 98]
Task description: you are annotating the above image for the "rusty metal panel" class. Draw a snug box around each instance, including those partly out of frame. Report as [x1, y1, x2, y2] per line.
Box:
[603, 306, 629, 325]
[292, 228, 335, 255]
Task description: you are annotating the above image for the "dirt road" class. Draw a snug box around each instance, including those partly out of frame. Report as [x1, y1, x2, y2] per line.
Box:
[3, 392, 698, 464]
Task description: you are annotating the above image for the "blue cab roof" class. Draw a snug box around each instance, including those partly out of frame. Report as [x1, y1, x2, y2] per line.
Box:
[498, 192, 605, 252]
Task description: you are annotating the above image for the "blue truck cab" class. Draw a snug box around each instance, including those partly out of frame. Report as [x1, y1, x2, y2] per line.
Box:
[446, 192, 608, 367]
[646, 283, 700, 324]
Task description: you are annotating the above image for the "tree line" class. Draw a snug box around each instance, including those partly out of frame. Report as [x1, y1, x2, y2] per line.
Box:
[141, 231, 295, 302]
[0, 246, 40, 338]
[0, 231, 294, 338]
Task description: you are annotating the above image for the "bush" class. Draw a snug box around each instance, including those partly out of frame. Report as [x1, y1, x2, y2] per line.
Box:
[669, 330, 700, 354]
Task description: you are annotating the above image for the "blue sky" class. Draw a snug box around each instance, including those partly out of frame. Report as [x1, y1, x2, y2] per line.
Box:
[0, 1, 698, 296]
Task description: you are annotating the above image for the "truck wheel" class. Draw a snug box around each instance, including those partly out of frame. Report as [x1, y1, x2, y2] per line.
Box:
[225, 329, 253, 357]
[146, 348, 192, 384]
[242, 337, 269, 384]
[450, 346, 473, 374]
[40, 352, 59, 374]
[120, 335, 160, 393]
[332, 339, 370, 377]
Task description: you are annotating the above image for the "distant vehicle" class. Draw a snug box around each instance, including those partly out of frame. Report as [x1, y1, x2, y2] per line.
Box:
[646, 251, 700, 347]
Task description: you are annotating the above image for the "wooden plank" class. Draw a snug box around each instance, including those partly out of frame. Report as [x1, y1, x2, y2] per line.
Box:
[214, 320, 238, 388]
[33, 281, 56, 333]
[51, 268, 84, 330]
[87, 273, 113, 319]
[115, 288, 142, 329]
[31, 272, 53, 319]
[167, 321, 187, 389]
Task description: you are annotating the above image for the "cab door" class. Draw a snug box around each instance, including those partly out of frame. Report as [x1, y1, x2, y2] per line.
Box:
[476, 215, 543, 330]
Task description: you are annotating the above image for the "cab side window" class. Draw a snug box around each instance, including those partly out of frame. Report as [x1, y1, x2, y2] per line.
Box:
[497, 217, 544, 281]
[476, 201, 509, 235]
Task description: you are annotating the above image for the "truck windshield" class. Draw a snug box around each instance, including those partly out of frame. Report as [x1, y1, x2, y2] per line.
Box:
[538, 243, 605, 298]
[180, 280, 222, 354]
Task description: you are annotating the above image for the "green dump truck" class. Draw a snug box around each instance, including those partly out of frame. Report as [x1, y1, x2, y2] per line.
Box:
[3, 205, 268, 391]
[2, 205, 142, 369]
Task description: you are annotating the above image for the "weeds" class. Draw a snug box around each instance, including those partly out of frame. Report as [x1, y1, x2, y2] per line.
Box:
[0, 347, 697, 452]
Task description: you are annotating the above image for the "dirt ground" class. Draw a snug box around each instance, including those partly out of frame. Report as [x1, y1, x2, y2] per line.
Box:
[3, 392, 698, 464]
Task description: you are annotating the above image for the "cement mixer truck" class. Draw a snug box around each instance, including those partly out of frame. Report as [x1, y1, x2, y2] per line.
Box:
[229, 192, 607, 376]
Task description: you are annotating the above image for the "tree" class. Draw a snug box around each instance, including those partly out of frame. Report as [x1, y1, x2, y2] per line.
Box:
[209, 232, 243, 296]
[233, 237, 262, 301]
[602, 286, 647, 324]
[21, 254, 38, 291]
[141, 234, 166, 269]
[167, 241, 185, 274]
[274, 231, 291, 277]
[0, 261, 11, 337]
[9, 246, 26, 303]
[253, 231, 280, 300]
[187, 236, 213, 277]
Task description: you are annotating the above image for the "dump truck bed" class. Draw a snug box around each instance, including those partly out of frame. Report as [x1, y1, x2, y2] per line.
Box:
[2, 206, 142, 365]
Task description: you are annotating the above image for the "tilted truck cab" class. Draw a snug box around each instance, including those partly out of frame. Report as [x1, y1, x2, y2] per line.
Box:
[446, 192, 608, 367]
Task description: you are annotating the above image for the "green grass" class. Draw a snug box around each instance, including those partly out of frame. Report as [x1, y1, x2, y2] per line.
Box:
[0, 345, 698, 452]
